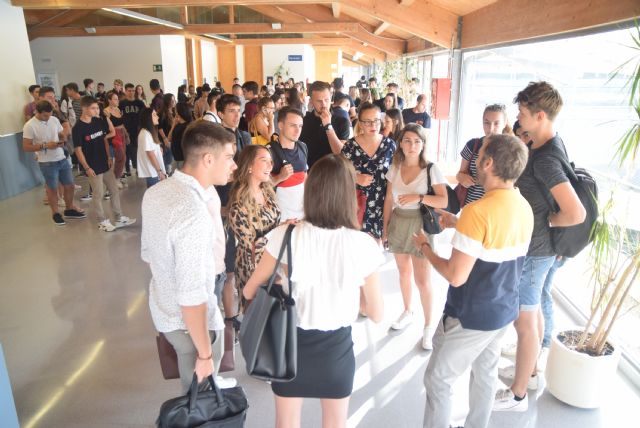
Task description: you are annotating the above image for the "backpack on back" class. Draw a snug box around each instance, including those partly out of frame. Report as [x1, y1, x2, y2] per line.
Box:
[533, 153, 599, 257]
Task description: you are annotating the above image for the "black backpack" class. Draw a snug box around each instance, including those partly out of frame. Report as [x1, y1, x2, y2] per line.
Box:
[533, 153, 598, 257]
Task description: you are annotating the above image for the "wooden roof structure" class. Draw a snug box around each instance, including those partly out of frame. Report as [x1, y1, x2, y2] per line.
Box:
[15, 0, 640, 65]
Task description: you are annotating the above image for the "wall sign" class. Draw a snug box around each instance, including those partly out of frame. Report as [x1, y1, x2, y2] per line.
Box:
[153, 64, 163, 72]
[288, 55, 303, 62]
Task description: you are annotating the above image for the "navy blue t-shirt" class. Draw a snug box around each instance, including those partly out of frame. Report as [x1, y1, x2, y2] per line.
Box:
[402, 108, 431, 128]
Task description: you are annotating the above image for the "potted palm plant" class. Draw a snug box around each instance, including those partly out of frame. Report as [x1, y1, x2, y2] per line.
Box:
[545, 23, 640, 409]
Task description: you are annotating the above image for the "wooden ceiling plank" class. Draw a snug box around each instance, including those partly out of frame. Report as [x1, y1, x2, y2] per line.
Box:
[243, 5, 309, 24]
[186, 22, 359, 34]
[344, 0, 458, 48]
[33, 8, 95, 27]
[346, 25, 404, 57]
[462, 0, 640, 49]
[13, 0, 331, 9]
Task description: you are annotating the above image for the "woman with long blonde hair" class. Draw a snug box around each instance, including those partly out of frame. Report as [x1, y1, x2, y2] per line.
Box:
[228, 145, 281, 311]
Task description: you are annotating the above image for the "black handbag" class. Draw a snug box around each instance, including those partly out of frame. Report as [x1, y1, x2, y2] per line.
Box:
[157, 374, 248, 428]
[420, 163, 444, 235]
[239, 223, 297, 382]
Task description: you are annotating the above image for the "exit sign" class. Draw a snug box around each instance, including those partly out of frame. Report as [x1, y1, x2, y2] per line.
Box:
[153, 64, 163, 72]
[288, 55, 302, 61]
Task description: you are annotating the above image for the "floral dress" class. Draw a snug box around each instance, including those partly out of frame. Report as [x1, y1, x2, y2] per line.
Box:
[342, 136, 397, 239]
[229, 192, 281, 310]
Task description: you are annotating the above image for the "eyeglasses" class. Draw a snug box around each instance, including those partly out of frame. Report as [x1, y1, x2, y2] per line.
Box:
[360, 119, 381, 127]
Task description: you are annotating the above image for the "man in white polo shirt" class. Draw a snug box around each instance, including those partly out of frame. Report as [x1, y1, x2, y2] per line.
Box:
[141, 121, 237, 392]
[22, 100, 86, 226]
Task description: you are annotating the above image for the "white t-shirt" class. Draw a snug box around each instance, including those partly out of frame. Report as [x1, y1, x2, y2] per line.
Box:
[265, 222, 384, 331]
[22, 116, 65, 163]
[203, 111, 221, 124]
[386, 162, 447, 210]
[137, 128, 166, 178]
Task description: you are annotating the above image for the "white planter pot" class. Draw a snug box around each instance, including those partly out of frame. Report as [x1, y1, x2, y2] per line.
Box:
[545, 329, 621, 409]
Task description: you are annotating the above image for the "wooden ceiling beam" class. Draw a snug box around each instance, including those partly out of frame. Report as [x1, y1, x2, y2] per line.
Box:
[331, 2, 341, 19]
[233, 37, 351, 46]
[344, 0, 458, 48]
[462, 0, 640, 49]
[346, 40, 385, 62]
[282, 4, 336, 23]
[12, 0, 331, 8]
[372, 21, 390, 36]
[345, 25, 404, 57]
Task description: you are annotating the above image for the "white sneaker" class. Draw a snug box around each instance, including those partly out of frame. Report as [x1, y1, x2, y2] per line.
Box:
[214, 376, 237, 389]
[390, 310, 413, 330]
[422, 326, 433, 350]
[98, 220, 116, 232]
[114, 216, 136, 228]
[501, 342, 517, 358]
[117, 181, 124, 189]
[58, 198, 66, 207]
[498, 365, 540, 389]
[493, 388, 528, 412]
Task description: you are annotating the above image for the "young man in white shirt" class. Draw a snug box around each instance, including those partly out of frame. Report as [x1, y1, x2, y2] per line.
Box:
[22, 100, 86, 226]
[141, 121, 238, 392]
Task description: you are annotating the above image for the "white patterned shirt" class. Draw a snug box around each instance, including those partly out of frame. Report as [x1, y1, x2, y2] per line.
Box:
[141, 170, 225, 332]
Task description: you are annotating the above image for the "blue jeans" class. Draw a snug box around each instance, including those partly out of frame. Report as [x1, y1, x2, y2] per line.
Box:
[542, 257, 566, 347]
[39, 159, 74, 189]
[145, 176, 159, 188]
[518, 256, 556, 312]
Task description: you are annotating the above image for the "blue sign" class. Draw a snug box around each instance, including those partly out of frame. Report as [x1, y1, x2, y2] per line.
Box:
[288, 55, 303, 61]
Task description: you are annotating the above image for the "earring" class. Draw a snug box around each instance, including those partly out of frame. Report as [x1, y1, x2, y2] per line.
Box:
[249, 169, 252, 173]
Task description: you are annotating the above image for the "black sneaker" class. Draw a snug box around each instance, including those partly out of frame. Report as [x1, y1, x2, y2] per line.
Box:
[104, 191, 111, 200]
[52, 213, 66, 226]
[64, 209, 87, 219]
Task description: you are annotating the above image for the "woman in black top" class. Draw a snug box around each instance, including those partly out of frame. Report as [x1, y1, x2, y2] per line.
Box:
[168, 102, 193, 167]
[103, 91, 129, 182]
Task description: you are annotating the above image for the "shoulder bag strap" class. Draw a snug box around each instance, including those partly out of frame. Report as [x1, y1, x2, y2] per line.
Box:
[426, 162, 434, 196]
[286, 223, 294, 298]
[265, 224, 295, 293]
[466, 138, 481, 174]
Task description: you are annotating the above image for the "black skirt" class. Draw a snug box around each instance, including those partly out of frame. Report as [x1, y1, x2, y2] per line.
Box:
[272, 326, 355, 399]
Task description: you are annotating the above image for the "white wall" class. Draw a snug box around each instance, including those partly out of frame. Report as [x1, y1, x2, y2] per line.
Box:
[235, 45, 245, 83]
[201, 41, 218, 85]
[262, 44, 312, 83]
[29, 35, 163, 97]
[159, 35, 187, 94]
[1, 0, 36, 135]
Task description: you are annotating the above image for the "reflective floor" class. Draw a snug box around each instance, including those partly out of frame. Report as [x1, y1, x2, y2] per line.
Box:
[1, 177, 639, 428]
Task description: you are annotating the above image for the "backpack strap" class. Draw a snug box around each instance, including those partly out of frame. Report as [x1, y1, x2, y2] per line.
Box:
[530, 146, 577, 214]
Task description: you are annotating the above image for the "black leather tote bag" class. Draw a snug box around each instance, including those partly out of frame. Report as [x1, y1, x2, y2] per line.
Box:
[239, 223, 297, 382]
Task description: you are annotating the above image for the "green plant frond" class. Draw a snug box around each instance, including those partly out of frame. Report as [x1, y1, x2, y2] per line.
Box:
[615, 122, 640, 167]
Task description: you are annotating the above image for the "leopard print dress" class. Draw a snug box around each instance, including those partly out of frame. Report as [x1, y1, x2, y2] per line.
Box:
[228, 193, 281, 310]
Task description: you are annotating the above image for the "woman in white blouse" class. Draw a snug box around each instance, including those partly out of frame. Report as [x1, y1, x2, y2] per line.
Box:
[136, 108, 166, 188]
[244, 154, 384, 428]
[382, 123, 448, 350]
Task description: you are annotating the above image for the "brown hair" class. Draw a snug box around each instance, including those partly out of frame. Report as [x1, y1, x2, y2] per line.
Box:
[392, 123, 429, 168]
[308, 80, 331, 96]
[480, 134, 528, 182]
[513, 81, 563, 121]
[384, 108, 405, 142]
[182, 120, 235, 165]
[304, 154, 359, 230]
[229, 145, 276, 231]
[483, 103, 513, 135]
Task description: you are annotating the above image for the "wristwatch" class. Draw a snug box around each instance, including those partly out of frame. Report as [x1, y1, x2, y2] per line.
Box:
[322, 123, 333, 131]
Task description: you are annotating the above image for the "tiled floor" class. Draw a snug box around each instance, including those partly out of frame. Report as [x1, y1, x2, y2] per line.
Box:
[0, 176, 638, 428]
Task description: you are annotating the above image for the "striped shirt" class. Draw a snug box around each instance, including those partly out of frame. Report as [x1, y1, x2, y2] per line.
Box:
[460, 137, 484, 204]
[444, 188, 534, 331]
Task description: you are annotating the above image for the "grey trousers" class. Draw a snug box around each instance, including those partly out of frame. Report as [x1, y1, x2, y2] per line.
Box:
[164, 328, 224, 393]
[423, 315, 508, 428]
[87, 170, 122, 222]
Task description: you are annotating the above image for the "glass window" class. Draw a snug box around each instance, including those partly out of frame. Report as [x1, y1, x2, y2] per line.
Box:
[456, 27, 640, 372]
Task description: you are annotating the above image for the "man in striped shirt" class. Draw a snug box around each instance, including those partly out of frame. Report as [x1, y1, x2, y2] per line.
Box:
[414, 134, 533, 428]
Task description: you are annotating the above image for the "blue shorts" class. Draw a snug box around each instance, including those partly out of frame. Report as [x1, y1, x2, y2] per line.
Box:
[518, 255, 556, 311]
[39, 159, 74, 189]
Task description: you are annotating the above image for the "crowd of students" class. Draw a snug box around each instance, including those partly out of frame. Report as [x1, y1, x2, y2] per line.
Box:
[22, 73, 583, 428]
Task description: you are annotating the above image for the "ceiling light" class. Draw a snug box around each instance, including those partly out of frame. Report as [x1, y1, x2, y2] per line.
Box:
[84, 27, 96, 34]
[353, 51, 363, 61]
[101, 8, 184, 30]
[204, 33, 233, 43]
[271, 23, 282, 30]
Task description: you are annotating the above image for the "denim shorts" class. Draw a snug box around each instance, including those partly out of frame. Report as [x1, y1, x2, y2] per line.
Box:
[39, 159, 74, 189]
[518, 255, 557, 311]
